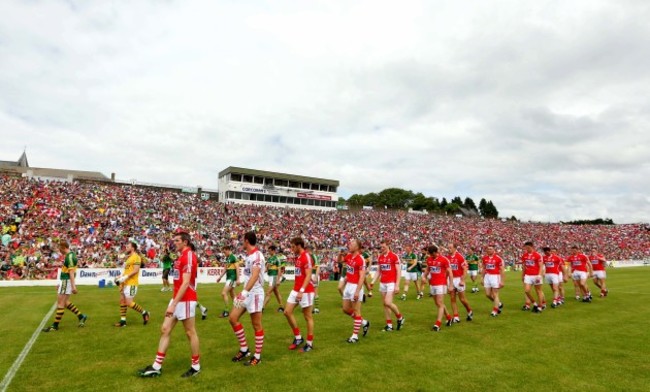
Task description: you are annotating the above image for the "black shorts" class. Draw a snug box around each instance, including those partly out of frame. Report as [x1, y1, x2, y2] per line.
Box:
[163, 268, 170, 280]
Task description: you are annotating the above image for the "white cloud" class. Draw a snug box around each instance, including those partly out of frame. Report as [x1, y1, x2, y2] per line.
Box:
[1, 0, 649, 223]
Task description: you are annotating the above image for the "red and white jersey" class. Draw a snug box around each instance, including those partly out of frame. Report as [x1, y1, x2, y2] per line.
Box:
[521, 251, 543, 275]
[567, 253, 589, 272]
[482, 254, 503, 275]
[345, 253, 366, 284]
[377, 251, 400, 284]
[448, 252, 467, 278]
[243, 247, 266, 292]
[589, 254, 606, 271]
[426, 255, 450, 286]
[543, 254, 564, 275]
[173, 247, 198, 302]
[293, 250, 315, 293]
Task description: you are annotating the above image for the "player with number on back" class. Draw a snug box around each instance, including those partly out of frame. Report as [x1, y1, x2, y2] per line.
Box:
[138, 231, 201, 378]
[229, 231, 266, 366]
[284, 237, 316, 352]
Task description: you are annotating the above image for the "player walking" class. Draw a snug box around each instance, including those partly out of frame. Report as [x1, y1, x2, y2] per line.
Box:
[263, 245, 285, 312]
[138, 231, 201, 378]
[482, 246, 505, 317]
[284, 237, 315, 352]
[229, 231, 266, 366]
[160, 246, 173, 292]
[521, 241, 546, 313]
[448, 243, 473, 322]
[567, 246, 593, 302]
[465, 249, 481, 293]
[218, 245, 239, 318]
[423, 245, 453, 331]
[42, 241, 88, 332]
[542, 247, 566, 308]
[341, 239, 370, 343]
[114, 242, 150, 327]
[588, 248, 608, 297]
[376, 241, 405, 332]
[401, 244, 422, 300]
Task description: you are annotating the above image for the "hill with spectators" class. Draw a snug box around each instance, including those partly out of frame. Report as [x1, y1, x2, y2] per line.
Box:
[1, 175, 648, 280]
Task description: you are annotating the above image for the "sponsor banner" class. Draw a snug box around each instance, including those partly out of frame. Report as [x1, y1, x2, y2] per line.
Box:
[241, 186, 267, 194]
[610, 259, 649, 268]
[297, 192, 332, 201]
[0, 266, 303, 286]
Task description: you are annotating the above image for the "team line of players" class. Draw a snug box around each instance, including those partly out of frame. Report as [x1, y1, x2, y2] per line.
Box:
[41, 231, 609, 378]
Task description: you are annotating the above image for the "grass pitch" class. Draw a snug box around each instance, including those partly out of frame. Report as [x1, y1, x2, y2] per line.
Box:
[1, 267, 649, 392]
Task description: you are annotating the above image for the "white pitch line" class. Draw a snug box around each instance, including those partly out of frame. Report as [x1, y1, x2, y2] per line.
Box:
[0, 302, 57, 392]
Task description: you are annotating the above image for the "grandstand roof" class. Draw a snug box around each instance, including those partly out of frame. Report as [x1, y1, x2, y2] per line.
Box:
[219, 166, 339, 186]
[0, 151, 29, 168]
[0, 165, 108, 180]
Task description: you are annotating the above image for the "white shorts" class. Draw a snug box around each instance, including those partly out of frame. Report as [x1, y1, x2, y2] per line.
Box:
[484, 274, 501, 289]
[452, 277, 466, 292]
[57, 280, 73, 295]
[524, 275, 542, 285]
[468, 270, 479, 277]
[430, 285, 447, 296]
[342, 283, 364, 301]
[225, 279, 237, 288]
[593, 270, 606, 279]
[122, 285, 138, 298]
[287, 290, 314, 308]
[267, 275, 280, 287]
[379, 282, 396, 293]
[311, 274, 320, 287]
[572, 271, 588, 281]
[168, 299, 197, 321]
[544, 274, 560, 285]
[405, 272, 419, 281]
[243, 291, 264, 314]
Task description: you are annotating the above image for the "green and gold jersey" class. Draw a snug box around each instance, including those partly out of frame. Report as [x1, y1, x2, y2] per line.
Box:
[225, 254, 239, 280]
[162, 254, 173, 269]
[60, 251, 77, 280]
[466, 254, 480, 271]
[404, 252, 420, 272]
[267, 254, 281, 276]
[310, 253, 320, 273]
[277, 254, 288, 267]
[362, 251, 371, 266]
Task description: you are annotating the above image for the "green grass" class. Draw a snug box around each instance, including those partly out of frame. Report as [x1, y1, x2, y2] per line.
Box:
[2, 268, 650, 392]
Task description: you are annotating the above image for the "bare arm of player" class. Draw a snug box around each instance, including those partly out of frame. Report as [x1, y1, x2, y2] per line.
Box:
[297, 266, 312, 301]
[446, 267, 454, 293]
[166, 271, 191, 317]
[355, 267, 367, 301]
[586, 259, 593, 277]
[69, 267, 78, 294]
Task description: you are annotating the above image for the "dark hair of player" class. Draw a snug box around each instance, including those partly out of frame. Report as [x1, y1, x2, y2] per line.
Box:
[244, 231, 257, 246]
[290, 237, 305, 248]
[524, 241, 534, 247]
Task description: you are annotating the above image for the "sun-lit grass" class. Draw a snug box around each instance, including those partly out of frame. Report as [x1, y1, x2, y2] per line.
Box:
[2, 267, 650, 392]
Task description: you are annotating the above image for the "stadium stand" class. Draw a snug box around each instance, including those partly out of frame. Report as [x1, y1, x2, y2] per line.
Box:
[1, 173, 649, 281]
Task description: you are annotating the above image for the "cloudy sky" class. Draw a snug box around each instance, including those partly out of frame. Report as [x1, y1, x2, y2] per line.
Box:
[1, 0, 649, 223]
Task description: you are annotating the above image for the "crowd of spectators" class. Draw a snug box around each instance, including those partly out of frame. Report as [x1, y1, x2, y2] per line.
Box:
[2, 175, 649, 280]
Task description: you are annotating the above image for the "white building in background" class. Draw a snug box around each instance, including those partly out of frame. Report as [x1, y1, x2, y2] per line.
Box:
[218, 166, 339, 210]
